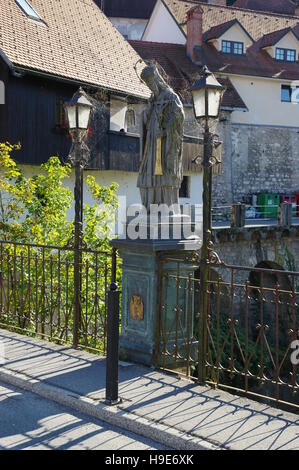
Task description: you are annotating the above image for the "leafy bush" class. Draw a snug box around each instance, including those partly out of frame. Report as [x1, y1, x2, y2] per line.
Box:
[0, 143, 120, 352]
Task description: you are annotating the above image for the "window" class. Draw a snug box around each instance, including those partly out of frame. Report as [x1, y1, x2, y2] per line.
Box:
[179, 176, 190, 198]
[221, 40, 244, 55]
[286, 49, 296, 62]
[110, 98, 127, 132]
[56, 98, 68, 128]
[125, 106, 136, 129]
[15, 0, 42, 21]
[281, 85, 292, 102]
[275, 47, 296, 62]
[222, 40, 231, 54]
[0, 81, 4, 105]
[281, 85, 299, 103]
[233, 42, 244, 55]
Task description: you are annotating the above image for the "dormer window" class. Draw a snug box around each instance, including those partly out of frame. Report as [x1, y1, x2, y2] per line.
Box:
[15, 0, 42, 22]
[221, 40, 244, 55]
[281, 85, 299, 103]
[275, 47, 296, 62]
[233, 42, 244, 55]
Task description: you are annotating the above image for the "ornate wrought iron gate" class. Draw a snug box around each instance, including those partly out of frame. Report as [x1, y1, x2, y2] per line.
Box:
[156, 255, 299, 411]
[0, 240, 118, 354]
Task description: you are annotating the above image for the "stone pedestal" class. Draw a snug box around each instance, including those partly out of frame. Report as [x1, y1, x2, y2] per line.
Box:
[111, 234, 201, 367]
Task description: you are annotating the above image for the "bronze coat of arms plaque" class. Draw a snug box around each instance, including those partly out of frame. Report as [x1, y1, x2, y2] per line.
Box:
[130, 295, 144, 321]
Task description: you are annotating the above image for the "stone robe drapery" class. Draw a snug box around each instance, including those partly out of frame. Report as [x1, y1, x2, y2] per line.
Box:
[137, 87, 185, 211]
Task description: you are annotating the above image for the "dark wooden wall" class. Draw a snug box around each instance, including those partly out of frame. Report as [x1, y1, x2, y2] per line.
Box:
[3, 72, 111, 169]
[0, 57, 9, 141]
[1, 69, 138, 172]
[108, 131, 140, 171]
[6, 74, 74, 165]
[1, 68, 204, 174]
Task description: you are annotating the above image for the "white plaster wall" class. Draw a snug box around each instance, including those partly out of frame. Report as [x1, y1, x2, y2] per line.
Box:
[228, 75, 299, 127]
[0, 81, 4, 105]
[110, 17, 147, 40]
[142, 0, 186, 44]
[110, 98, 127, 131]
[181, 172, 203, 205]
[213, 23, 253, 51]
[20, 166, 203, 221]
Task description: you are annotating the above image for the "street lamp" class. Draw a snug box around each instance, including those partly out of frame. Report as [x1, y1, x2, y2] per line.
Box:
[191, 67, 224, 123]
[191, 66, 224, 382]
[65, 88, 93, 348]
[65, 88, 93, 133]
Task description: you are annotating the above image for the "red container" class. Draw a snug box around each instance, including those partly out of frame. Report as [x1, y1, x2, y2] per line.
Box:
[296, 194, 299, 217]
[280, 195, 297, 216]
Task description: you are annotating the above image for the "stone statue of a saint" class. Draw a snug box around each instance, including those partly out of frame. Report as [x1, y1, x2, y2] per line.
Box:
[137, 65, 185, 212]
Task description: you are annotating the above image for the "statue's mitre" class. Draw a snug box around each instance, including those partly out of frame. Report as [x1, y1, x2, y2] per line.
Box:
[140, 65, 157, 82]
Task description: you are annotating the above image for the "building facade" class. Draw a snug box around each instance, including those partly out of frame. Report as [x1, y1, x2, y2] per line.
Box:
[101, 0, 157, 40]
[0, 0, 205, 225]
[140, 0, 299, 208]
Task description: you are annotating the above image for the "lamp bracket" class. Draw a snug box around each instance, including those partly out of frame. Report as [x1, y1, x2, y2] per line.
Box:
[68, 138, 91, 169]
[192, 136, 222, 166]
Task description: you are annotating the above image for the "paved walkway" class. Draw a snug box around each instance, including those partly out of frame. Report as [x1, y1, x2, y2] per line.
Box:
[0, 381, 167, 450]
[0, 329, 298, 450]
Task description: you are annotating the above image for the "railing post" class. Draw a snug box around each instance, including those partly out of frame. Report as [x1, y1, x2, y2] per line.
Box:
[198, 125, 213, 384]
[105, 281, 121, 405]
[111, 247, 117, 284]
[231, 203, 245, 228]
[0, 270, 2, 322]
[278, 202, 292, 227]
[154, 257, 163, 368]
[73, 154, 83, 349]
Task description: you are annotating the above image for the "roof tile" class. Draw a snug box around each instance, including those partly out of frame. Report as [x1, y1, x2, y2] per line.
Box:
[163, 0, 299, 38]
[130, 39, 247, 109]
[162, 0, 299, 81]
[0, 0, 150, 99]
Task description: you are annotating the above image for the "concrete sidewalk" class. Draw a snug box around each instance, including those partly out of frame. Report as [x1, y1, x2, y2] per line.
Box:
[0, 329, 298, 450]
[0, 381, 168, 450]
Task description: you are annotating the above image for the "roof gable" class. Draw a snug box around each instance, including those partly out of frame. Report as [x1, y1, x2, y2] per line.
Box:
[130, 39, 248, 110]
[163, 0, 299, 40]
[0, 0, 150, 99]
[260, 26, 299, 48]
[143, 0, 186, 44]
[204, 18, 254, 43]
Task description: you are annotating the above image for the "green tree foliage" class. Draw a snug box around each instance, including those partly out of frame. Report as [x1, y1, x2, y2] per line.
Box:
[0, 143, 119, 352]
[0, 143, 118, 248]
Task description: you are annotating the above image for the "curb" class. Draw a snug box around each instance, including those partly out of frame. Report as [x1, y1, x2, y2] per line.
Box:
[0, 367, 222, 451]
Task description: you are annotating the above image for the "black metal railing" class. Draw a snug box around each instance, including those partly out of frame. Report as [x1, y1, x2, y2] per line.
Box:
[212, 203, 299, 227]
[0, 240, 119, 354]
[156, 257, 299, 411]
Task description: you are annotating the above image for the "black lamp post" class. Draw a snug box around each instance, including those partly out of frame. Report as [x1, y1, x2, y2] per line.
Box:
[65, 88, 93, 348]
[191, 66, 224, 382]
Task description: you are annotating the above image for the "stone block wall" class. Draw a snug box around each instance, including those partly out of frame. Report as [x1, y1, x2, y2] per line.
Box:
[212, 114, 299, 207]
[229, 124, 299, 203]
[213, 225, 299, 278]
[130, 102, 299, 208]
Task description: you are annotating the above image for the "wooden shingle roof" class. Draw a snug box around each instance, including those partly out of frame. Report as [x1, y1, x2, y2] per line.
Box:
[157, 0, 299, 81]
[0, 0, 150, 99]
[163, 0, 299, 39]
[130, 39, 248, 109]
